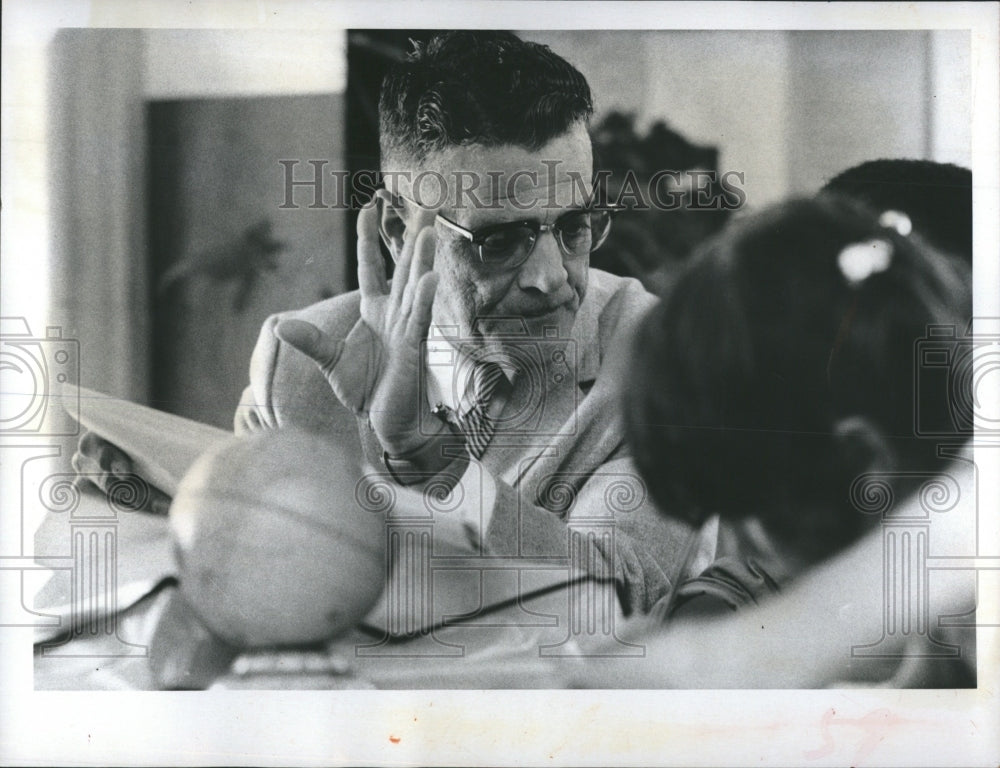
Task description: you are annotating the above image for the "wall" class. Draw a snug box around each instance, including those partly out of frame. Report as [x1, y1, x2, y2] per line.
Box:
[784, 31, 931, 195]
[143, 29, 346, 99]
[46, 29, 347, 403]
[930, 29, 972, 166]
[522, 30, 971, 208]
[48, 30, 149, 399]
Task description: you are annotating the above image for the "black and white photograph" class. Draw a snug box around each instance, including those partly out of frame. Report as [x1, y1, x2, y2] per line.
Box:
[1, 1, 998, 765]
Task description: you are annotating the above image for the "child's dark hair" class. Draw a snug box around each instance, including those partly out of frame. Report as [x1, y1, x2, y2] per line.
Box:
[626, 195, 971, 563]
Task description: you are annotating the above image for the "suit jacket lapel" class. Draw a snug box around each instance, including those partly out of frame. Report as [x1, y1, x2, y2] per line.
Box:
[491, 290, 603, 487]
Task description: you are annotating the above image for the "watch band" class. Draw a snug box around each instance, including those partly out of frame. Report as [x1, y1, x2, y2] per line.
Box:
[381, 407, 465, 485]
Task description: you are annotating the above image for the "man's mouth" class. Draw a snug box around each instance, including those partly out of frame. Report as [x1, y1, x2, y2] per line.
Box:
[521, 305, 566, 319]
[520, 295, 580, 318]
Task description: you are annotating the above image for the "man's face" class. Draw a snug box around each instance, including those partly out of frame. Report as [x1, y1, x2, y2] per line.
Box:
[389, 122, 593, 348]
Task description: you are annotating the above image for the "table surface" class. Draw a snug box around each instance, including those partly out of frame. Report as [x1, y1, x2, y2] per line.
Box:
[32, 484, 640, 690]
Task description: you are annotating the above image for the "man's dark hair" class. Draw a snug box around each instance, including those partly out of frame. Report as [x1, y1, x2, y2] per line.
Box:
[822, 159, 972, 265]
[378, 31, 593, 167]
[625, 195, 971, 564]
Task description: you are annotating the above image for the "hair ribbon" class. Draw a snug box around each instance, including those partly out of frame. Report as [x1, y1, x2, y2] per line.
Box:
[836, 209, 911, 285]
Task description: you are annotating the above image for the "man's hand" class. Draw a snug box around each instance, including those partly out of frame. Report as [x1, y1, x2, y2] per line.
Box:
[71, 431, 173, 515]
[275, 203, 443, 459]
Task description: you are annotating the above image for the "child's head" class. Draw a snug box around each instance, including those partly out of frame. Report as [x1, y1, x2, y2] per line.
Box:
[626, 195, 971, 564]
[822, 159, 972, 266]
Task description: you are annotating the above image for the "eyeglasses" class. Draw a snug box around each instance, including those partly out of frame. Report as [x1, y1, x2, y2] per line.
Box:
[388, 192, 619, 269]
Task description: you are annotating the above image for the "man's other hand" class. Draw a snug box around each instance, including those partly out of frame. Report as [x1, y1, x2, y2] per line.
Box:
[71, 431, 172, 515]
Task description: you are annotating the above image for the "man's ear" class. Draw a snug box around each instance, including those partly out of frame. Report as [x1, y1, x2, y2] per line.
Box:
[832, 415, 894, 479]
[375, 188, 406, 263]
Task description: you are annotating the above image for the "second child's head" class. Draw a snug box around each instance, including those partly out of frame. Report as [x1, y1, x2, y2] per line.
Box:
[626, 195, 971, 564]
[822, 159, 972, 266]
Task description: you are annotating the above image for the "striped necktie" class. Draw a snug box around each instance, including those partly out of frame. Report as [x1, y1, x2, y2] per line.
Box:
[458, 361, 506, 459]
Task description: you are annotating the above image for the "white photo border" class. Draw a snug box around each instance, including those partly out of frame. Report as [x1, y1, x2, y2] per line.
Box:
[2, 1, 998, 766]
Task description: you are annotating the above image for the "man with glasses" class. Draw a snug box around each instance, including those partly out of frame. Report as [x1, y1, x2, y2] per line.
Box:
[76, 31, 693, 616]
[236, 31, 694, 614]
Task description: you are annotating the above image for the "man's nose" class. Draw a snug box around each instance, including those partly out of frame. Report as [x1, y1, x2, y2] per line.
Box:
[517, 230, 569, 295]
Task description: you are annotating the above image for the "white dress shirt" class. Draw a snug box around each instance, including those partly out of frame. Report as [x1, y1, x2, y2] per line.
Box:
[423, 324, 515, 417]
[421, 325, 511, 536]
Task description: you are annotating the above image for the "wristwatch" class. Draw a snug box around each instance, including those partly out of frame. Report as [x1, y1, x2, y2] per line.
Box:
[381, 404, 466, 485]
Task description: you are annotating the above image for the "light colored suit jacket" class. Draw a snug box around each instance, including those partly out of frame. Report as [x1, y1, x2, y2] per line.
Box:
[235, 268, 695, 614]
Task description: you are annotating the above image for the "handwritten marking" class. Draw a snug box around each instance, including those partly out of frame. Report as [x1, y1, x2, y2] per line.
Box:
[804, 707, 905, 763]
